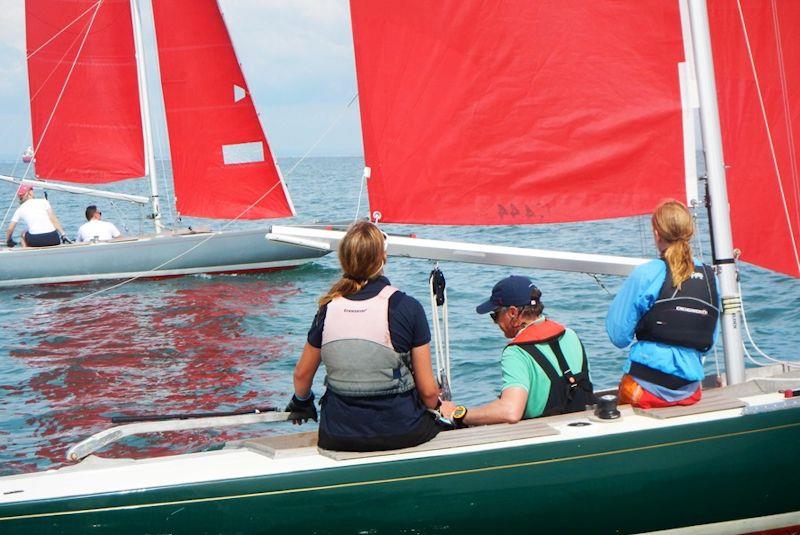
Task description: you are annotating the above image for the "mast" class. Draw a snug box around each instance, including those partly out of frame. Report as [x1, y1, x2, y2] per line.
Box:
[130, 0, 163, 233]
[686, 0, 746, 385]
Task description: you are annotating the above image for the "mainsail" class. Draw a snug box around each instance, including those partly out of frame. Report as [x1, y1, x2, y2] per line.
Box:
[26, 0, 145, 182]
[708, 1, 800, 278]
[151, 0, 294, 220]
[350, 0, 688, 225]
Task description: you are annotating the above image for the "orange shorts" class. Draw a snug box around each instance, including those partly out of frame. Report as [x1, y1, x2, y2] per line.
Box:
[618, 374, 702, 409]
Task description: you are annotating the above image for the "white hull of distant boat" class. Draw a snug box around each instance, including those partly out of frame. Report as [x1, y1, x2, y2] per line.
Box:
[0, 227, 326, 287]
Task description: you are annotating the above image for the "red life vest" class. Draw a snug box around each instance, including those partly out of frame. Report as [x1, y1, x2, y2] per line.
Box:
[507, 319, 594, 417]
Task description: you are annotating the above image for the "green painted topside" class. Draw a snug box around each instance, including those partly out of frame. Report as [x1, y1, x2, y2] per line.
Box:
[1, 406, 799, 535]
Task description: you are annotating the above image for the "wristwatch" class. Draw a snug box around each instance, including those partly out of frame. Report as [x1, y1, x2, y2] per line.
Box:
[452, 405, 468, 428]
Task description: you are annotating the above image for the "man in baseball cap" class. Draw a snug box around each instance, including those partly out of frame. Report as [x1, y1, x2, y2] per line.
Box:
[441, 275, 593, 427]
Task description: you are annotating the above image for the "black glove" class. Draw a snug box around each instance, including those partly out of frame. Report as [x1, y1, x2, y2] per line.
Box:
[60, 233, 72, 244]
[285, 393, 317, 424]
[6, 238, 16, 248]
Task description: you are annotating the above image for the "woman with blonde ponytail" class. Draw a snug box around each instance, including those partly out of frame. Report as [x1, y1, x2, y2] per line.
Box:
[606, 200, 720, 409]
[287, 221, 442, 451]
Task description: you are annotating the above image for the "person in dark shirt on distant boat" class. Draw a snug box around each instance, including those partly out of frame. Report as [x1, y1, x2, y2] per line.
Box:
[5, 185, 68, 248]
[606, 199, 720, 409]
[440, 276, 593, 427]
[286, 221, 442, 451]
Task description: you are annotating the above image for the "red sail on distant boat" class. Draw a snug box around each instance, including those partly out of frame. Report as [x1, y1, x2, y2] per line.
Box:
[25, 0, 145, 182]
[708, 1, 800, 278]
[350, 0, 687, 225]
[151, 0, 294, 220]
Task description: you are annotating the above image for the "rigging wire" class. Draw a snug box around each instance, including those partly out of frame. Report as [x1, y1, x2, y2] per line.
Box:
[1, 92, 360, 314]
[26, 0, 103, 60]
[769, 0, 800, 233]
[21, 0, 103, 182]
[107, 200, 130, 234]
[736, 0, 800, 274]
[429, 264, 452, 400]
[353, 166, 368, 223]
[2, 2, 102, 231]
[284, 92, 358, 180]
[689, 198, 722, 379]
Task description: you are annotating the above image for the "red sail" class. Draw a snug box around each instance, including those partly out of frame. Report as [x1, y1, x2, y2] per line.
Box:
[26, 0, 144, 182]
[151, 0, 293, 220]
[709, 1, 800, 278]
[350, 0, 687, 225]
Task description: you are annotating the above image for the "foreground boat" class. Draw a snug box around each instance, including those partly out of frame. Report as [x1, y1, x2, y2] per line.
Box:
[0, 227, 327, 287]
[1, 366, 798, 534]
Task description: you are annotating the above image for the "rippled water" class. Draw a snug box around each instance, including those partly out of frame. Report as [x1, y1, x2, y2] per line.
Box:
[1, 157, 798, 476]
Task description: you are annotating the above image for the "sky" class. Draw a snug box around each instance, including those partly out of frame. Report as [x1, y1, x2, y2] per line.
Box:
[0, 0, 363, 160]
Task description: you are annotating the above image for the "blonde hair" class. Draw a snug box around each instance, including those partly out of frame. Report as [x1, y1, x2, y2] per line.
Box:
[652, 199, 695, 289]
[319, 221, 386, 307]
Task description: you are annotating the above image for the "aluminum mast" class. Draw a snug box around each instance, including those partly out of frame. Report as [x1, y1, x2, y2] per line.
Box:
[130, 0, 163, 233]
[687, 0, 746, 385]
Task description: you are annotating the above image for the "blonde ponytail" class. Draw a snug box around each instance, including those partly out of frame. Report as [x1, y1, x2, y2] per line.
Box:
[319, 222, 386, 307]
[652, 200, 695, 289]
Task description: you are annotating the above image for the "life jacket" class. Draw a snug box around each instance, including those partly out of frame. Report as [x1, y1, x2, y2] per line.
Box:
[507, 320, 594, 417]
[635, 261, 719, 352]
[321, 286, 415, 397]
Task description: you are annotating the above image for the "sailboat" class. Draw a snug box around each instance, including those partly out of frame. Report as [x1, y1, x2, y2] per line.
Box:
[0, 0, 328, 287]
[20, 147, 34, 164]
[1, 0, 799, 533]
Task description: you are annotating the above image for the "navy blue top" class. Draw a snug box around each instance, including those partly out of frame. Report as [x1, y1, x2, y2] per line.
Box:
[307, 276, 431, 351]
[308, 276, 439, 452]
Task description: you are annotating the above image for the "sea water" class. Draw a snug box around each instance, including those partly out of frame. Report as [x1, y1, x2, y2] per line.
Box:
[1, 157, 798, 476]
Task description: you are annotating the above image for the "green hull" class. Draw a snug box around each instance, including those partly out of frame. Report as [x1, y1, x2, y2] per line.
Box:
[2, 407, 799, 534]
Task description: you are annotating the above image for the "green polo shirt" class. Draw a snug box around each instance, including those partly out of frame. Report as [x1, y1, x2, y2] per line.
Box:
[501, 326, 586, 419]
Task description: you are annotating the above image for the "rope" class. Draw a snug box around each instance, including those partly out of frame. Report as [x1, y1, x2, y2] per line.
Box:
[107, 200, 130, 234]
[283, 92, 358, 179]
[770, 0, 800, 232]
[2, 90, 360, 314]
[429, 265, 451, 400]
[353, 167, 368, 223]
[736, 0, 800, 275]
[737, 278, 800, 369]
[26, 0, 103, 60]
[688, 203, 722, 378]
[1, 0, 92, 228]
[22, 0, 103, 182]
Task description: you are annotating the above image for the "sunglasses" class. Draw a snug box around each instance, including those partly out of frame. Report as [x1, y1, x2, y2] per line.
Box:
[381, 230, 389, 252]
[490, 308, 502, 323]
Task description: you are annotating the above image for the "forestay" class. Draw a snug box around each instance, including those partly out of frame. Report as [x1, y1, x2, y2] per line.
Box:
[708, 1, 800, 278]
[26, 0, 145, 182]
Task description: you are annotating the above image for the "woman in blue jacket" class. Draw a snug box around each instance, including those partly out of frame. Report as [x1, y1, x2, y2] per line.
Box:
[606, 200, 719, 408]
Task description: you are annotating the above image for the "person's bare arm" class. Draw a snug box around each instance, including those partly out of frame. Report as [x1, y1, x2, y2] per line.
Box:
[410, 343, 441, 409]
[47, 209, 65, 235]
[6, 221, 16, 243]
[293, 342, 321, 398]
[442, 387, 528, 425]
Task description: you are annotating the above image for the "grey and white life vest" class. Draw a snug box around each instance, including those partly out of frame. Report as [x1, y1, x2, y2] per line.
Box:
[321, 285, 415, 397]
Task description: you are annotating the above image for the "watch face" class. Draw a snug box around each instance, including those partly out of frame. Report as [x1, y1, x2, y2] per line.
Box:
[453, 406, 467, 419]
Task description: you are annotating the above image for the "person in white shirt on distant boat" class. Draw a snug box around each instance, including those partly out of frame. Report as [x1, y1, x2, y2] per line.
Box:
[76, 205, 121, 243]
[5, 185, 68, 248]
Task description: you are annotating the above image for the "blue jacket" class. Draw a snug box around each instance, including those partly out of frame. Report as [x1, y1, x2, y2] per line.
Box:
[606, 259, 719, 383]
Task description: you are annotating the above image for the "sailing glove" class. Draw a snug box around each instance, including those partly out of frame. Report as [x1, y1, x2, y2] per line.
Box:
[59, 233, 72, 244]
[6, 238, 16, 248]
[285, 392, 317, 424]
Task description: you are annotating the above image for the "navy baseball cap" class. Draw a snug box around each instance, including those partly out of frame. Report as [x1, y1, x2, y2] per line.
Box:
[476, 275, 539, 314]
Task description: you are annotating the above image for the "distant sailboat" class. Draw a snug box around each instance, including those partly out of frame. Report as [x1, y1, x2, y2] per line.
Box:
[0, 0, 327, 287]
[1, 1, 799, 533]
